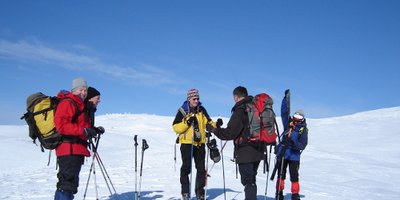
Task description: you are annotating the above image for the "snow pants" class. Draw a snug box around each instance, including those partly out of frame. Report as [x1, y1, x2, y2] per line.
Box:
[238, 161, 261, 200]
[56, 155, 84, 195]
[276, 159, 300, 195]
[180, 144, 206, 197]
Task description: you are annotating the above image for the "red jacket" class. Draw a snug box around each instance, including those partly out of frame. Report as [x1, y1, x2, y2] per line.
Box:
[54, 91, 90, 157]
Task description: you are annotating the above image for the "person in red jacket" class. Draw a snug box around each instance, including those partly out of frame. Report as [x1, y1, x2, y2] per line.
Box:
[53, 78, 100, 200]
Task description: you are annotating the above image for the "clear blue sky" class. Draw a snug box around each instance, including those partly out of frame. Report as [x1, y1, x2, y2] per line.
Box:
[1, 0, 399, 125]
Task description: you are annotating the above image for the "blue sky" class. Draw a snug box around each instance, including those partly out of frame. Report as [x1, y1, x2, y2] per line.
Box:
[0, 0, 399, 125]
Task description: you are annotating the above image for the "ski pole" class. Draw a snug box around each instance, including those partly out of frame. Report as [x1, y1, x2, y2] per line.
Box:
[83, 144, 96, 200]
[83, 133, 101, 200]
[188, 119, 196, 198]
[204, 132, 211, 199]
[264, 145, 273, 200]
[93, 134, 113, 196]
[220, 139, 226, 200]
[174, 139, 177, 172]
[134, 135, 138, 199]
[138, 139, 149, 199]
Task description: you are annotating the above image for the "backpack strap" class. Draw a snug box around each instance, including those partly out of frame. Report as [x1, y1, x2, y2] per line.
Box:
[178, 107, 187, 117]
[59, 97, 83, 123]
[58, 98, 87, 146]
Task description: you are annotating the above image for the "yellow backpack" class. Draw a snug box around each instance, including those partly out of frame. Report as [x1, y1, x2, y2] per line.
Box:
[21, 92, 80, 151]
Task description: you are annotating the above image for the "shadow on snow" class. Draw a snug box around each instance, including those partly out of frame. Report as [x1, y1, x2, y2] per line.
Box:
[108, 191, 163, 200]
[105, 189, 305, 199]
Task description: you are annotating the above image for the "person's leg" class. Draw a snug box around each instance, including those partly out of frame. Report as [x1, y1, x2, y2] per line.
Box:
[180, 144, 192, 196]
[276, 159, 288, 200]
[239, 161, 260, 200]
[194, 144, 206, 199]
[55, 155, 84, 200]
[289, 160, 300, 200]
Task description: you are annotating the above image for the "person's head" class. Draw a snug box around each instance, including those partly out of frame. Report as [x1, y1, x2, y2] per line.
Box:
[86, 87, 101, 107]
[293, 109, 305, 123]
[187, 88, 200, 108]
[71, 78, 88, 100]
[232, 86, 248, 103]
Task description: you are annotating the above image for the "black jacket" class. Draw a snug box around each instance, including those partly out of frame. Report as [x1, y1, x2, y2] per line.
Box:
[213, 96, 264, 164]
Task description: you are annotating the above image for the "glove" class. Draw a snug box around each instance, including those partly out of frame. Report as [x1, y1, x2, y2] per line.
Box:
[206, 123, 215, 133]
[186, 115, 195, 126]
[84, 128, 98, 139]
[95, 126, 105, 134]
[216, 118, 223, 127]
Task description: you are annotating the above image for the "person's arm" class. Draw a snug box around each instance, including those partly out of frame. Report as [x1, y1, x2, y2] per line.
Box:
[172, 110, 191, 134]
[213, 108, 244, 140]
[290, 124, 308, 150]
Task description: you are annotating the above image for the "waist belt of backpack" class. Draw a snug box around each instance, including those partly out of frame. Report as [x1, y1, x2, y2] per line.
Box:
[62, 135, 88, 146]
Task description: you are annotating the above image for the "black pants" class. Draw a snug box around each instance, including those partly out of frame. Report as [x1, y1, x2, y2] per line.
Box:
[238, 161, 260, 200]
[277, 159, 300, 182]
[180, 144, 206, 196]
[56, 155, 84, 194]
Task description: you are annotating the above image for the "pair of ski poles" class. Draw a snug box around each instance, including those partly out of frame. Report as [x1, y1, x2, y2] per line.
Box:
[83, 133, 118, 200]
[133, 135, 149, 200]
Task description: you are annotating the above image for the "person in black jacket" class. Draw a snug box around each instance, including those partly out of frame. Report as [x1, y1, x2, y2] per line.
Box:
[207, 86, 264, 200]
[84, 86, 101, 127]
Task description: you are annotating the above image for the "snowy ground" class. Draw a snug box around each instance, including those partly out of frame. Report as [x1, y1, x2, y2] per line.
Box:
[1, 107, 400, 200]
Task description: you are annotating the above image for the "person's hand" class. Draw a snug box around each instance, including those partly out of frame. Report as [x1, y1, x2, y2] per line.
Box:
[95, 126, 105, 134]
[206, 123, 214, 133]
[216, 118, 223, 127]
[84, 128, 98, 139]
[186, 115, 195, 125]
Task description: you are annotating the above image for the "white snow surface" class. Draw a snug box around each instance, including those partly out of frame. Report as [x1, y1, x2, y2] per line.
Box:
[1, 107, 400, 200]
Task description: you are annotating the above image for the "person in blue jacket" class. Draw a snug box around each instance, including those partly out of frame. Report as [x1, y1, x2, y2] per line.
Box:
[275, 92, 308, 200]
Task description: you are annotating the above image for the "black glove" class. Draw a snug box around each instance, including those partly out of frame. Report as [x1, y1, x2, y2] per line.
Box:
[216, 118, 223, 127]
[95, 126, 105, 134]
[206, 123, 214, 133]
[84, 128, 98, 139]
[186, 115, 195, 126]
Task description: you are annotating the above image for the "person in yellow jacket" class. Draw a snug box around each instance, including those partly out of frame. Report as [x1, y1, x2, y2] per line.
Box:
[172, 88, 217, 200]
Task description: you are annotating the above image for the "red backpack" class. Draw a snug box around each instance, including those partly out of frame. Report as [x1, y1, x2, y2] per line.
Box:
[245, 93, 277, 145]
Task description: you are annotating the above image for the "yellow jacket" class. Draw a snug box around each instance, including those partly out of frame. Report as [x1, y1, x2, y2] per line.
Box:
[172, 104, 216, 146]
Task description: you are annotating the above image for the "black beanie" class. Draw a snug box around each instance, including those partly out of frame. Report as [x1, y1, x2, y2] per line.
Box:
[87, 87, 101, 100]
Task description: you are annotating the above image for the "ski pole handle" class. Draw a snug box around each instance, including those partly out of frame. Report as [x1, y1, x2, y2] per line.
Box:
[142, 139, 149, 150]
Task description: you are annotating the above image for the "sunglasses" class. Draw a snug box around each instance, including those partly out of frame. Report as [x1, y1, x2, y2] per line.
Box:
[191, 98, 200, 101]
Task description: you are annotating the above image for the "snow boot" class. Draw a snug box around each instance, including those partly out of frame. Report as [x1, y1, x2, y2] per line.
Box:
[196, 194, 205, 200]
[244, 183, 257, 200]
[291, 193, 300, 200]
[182, 193, 190, 200]
[54, 190, 74, 200]
[291, 181, 300, 200]
[275, 191, 284, 200]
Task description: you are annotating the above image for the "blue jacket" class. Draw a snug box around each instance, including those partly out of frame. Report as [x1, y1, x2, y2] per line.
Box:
[276, 95, 308, 161]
